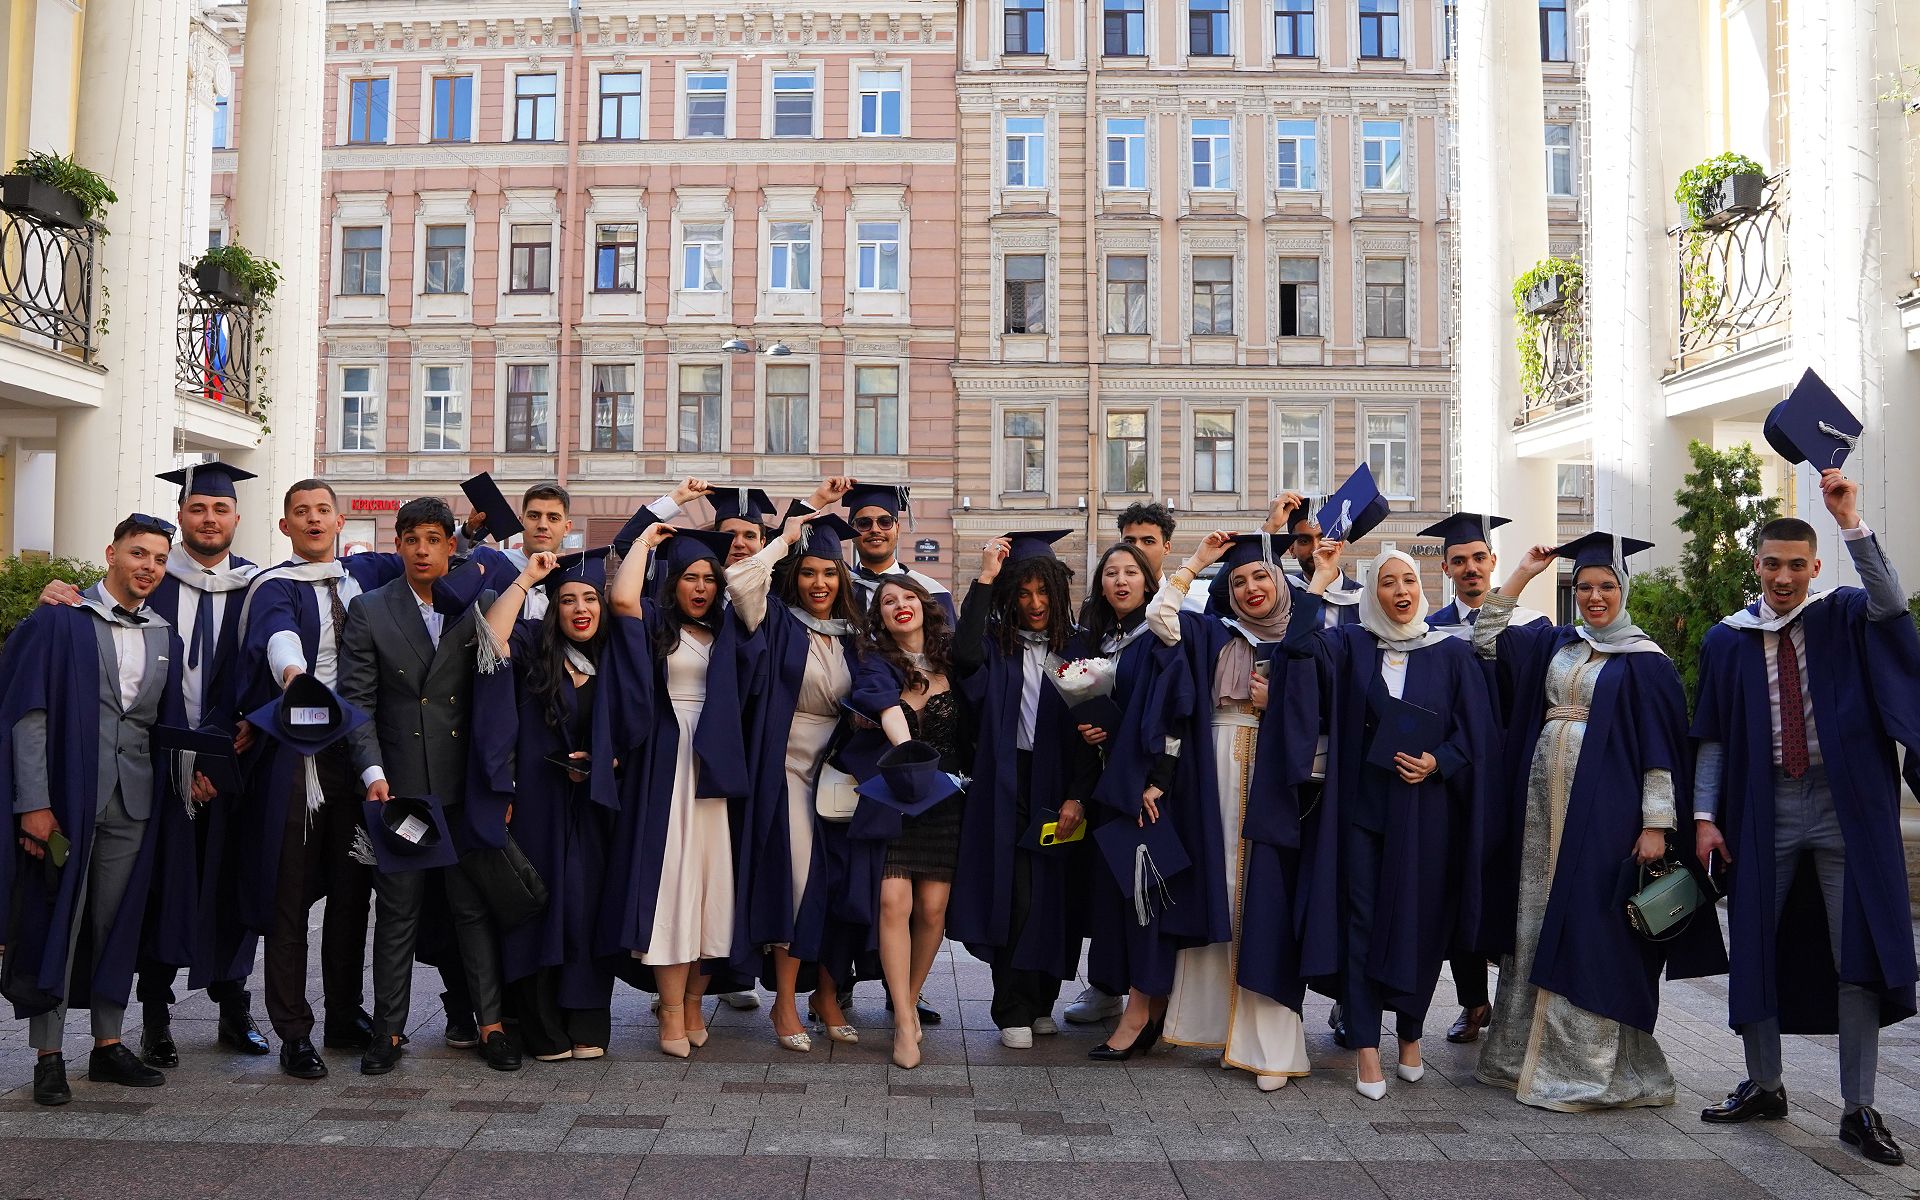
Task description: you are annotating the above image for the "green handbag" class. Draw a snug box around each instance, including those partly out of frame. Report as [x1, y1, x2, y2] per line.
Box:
[1625, 857, 1704, 941]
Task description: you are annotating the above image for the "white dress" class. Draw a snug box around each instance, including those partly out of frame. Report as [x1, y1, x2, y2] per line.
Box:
[784, 636, 850, 919]
[637, 634, 736, 965]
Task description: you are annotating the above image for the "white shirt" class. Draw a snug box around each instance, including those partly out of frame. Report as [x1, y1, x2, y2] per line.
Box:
[415, 592, 444, 648]
[174, 554, 230, 727]
[1762, 620, 1822, 769]
[92, 585, 148, 709]
[1016, 636, 1048, 751]
[264, 566, 364, 688]
[1380, 647, 1409, 701]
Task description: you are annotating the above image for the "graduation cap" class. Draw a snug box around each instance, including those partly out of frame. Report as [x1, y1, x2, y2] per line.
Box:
[1207, 532, 1289, 614]
[460, 472, 526, 543]
[1418, 512, 1511, 553]
[1093, 814, 1192, 923]
[151, 724, 244, 797]
[709, 487, 777, 529]
[659, 526, 736, 577]
[1552, 531, 1656, 575]
[842, 482, 911, 521]
[1003, 529, 1072, 563]
[1285, 500, 1319, 534]
[1315, 465, 1389, 544]
[156, 461, 256, 504]
[242, 673, 369, 756]
[610, 505, 661, 556]
[357, 795, 459, 873]
[794, 513, 860, 562]
[1764, 368, 1863, 469]
[852, 740, 962, 817]
[543, 545, 610, 597]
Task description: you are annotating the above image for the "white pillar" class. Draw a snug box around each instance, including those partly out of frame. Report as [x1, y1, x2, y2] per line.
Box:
[226, 0, 325, 564]
[53, 0, 194, 558]
[1454, 0, 1557, 562]
[181, 15, 232, 260]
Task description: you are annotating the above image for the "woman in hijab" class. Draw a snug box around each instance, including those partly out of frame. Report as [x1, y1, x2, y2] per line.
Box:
[1150, 531, 1318, 1091]
[1470, 534, 1726, 1110]
[1282, 540, 1496, 1100]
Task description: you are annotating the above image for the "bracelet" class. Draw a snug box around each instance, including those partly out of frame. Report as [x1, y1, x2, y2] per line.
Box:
[1169, 566, 1195, 590]
[507, 580, 527, 594]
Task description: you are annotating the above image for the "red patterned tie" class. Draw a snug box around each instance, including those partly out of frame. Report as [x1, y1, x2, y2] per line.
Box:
[1777, 623, 1809, 779]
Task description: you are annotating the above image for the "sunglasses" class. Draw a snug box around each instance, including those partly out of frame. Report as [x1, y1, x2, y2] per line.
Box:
[128, 513, 179, 537]
[851, 515, 897, 532]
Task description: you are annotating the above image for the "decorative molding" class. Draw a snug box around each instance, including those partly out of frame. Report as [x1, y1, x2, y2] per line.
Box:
[580, 141, 952, 166]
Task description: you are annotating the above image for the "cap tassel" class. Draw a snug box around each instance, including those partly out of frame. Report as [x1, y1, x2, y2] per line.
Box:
[1132, 844, 1176, 927]
[901, 486, 914, 534]
[475, 608, 510, 675]
[348, 825, 378, 867]
[1817, 420, 1860, 464]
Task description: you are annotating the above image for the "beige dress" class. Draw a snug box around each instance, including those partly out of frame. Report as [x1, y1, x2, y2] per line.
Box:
[636, 633, 735, 965]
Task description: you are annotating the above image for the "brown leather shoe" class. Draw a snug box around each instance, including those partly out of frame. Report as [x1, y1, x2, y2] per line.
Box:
[1446, 1005, 1490, 1044]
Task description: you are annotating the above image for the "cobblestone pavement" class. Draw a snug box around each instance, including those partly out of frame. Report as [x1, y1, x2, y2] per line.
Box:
[0, 922, 1916, 1199]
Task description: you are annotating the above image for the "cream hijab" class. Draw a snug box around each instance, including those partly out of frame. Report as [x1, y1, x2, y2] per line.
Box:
[1357, 549, 1452, 650]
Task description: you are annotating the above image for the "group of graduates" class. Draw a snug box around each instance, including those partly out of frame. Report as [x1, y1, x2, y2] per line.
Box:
[1, 374, 1916, 1167]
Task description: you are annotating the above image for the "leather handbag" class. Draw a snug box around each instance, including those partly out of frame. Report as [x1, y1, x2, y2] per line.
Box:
[814, 763, 859, 823]
[1625, 856, 1703, 941]
[458, 834, 549, 931]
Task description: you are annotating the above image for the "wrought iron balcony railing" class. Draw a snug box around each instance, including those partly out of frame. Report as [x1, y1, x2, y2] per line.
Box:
[1515, 309, 1589, 426]
[1671, 172, 1790, 372]
[175, 263, 256, 414]
[0, 206, 98, 362]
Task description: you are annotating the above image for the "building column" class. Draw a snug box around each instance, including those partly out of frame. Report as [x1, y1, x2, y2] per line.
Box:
[52, 0, 194, 558]
[181, 15, 231, 257]
[226, 0, 324, 563]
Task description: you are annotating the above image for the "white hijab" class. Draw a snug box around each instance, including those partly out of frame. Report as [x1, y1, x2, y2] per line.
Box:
[1573, 562, 1666, 655]
[1357, 550, 1452, 650]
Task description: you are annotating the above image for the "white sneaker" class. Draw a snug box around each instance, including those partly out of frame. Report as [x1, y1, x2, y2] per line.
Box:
[1000, 1026, 1034, 1049]
[720, 991, 760, 1011]
[1063, 987, 1123, 1024]
[1031, 1016, 1059, 1037]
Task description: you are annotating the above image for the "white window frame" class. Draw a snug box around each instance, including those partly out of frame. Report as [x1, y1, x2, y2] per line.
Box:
[1544, 121, 1575, 197]
[855, 221, 902, 292]
[768, 220, 814, 292]
[998, 405, 1052, 498]
[854, 67, 906, 137]
[1102, 408, 1152, 494]
[1363, 407, 1415, 499]
[338, 365, 381, 452]
[1273, 405, 1327, 494]
[1190, 117, 1234, 191]
[680, 223, 726, 292]
[1104, 117, 1147, 191]
[850, 363, 904, 456]
[1005, 116, 1049, 189]
[1361, 118, 1405, 192]
[1275, 117, 1318, 190]
[419, 363, 464, 453]
[682, 69, 732, 139]
[769, 68, 819, 139]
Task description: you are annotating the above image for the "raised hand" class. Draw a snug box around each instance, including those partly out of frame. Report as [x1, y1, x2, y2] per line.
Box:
[670, 477, 712, 506]
[1499, 544, 1558, 595]
[1310, 540, 1345, 587]
[520, 550, 560, 585]
[1820, 469, 1861, 529]
[638, 522, 676, 551]
[808, 476, 857, 510]
[780, 507, 831, 545]
[1185, 530, 1235, 573]
[978, 537, 1011, 584]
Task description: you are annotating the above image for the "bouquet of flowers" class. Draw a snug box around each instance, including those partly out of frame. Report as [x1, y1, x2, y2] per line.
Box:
[1044, 653, 1125, 736]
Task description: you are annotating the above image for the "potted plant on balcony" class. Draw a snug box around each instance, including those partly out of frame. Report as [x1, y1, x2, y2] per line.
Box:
[1512, 256, 1584, 405]
[1674, 151, 1767, 229]
[192, 243, 281, 307]
[0, 150, 117, 230]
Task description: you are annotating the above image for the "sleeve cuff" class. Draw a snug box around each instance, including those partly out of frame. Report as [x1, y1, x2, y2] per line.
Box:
[649, 494, 683, 521]
[1840, 523, 1873, 542]
[360, 766, 386, 788]
[1692, 811, 1717, 823]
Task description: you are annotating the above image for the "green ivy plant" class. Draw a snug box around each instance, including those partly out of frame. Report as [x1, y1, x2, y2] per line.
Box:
[7, 150, 118, 225]
[1672, 151, 1766, 228]
[1511, 256, 1584, 403]
[1673, 152, 1765, 329]
[192, 244, 282, 423]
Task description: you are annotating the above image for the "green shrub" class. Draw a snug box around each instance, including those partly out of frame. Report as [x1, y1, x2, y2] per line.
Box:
[8, 150, 117, 226]
[0, 555, 104, 644]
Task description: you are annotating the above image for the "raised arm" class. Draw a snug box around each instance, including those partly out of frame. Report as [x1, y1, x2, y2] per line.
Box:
[1156, 530, 1233, 645]
[484, 551, 558, 657]
[951, 538, 1008, 675]
[611, 523, 673, 617]
[726, 532, 789, 633]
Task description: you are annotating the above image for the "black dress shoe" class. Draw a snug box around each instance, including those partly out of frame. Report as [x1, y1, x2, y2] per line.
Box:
[278, 1036, 327, 1080]
[1700, 1079, 1788, 1124]
[444, 1014, 481, 1050]
[1327, 1005, 1351, 1051]
[33, 1054, 70, 1106]
[218, 1008, 271, 1056]
[322, 1008, 374, 1051]
[1446, 1005, 1491, 1045]
[89, 1042, 166, 1088]
[360, 1036, 404, 1076]
[139, 1023, 179, 1068]
[1088, 1018, 1162, 1062]
[1840, 1106, 1906, 1165]
[480, 1031, 523, 1072]
[884, 993, 943, 1026]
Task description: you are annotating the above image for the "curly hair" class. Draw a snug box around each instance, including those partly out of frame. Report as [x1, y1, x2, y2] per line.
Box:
[1077, 542, 1159, 647]
[524, 582, 605, 735]
[651, 554, 727, 658]
[774, 545, 867, 635]
[864, 575, 953, 692]
[989, 555, 1075, 657]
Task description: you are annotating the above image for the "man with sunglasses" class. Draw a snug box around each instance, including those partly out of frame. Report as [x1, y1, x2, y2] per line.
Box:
[841, 482, 955, 621]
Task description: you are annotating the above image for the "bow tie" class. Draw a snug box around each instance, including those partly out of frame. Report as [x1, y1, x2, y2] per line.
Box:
[113, 605, 148, 625]
[854, 563, 889, 583]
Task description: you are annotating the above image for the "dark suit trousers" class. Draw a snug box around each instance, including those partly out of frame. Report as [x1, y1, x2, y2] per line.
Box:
[263, 746, 372, 1041]
[989, 751, 1064, 1030]
[138, 799, 248, 1021]
[372, 817, 503, 1035]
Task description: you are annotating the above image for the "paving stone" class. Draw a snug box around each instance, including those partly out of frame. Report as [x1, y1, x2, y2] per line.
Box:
[1175, 1160, 1387, 1199]
[645, 1129, 750, 1155]
[806, 1158, 983, 1199]
[1544, 1159, 1776, 1200]
[977, 1161, 1182, 1200]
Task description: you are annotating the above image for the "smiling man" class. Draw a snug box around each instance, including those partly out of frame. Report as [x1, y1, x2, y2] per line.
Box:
[841, 482, 954, 622]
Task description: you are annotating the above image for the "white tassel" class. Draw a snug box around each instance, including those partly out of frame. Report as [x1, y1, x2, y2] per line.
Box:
[1132, 844, 1175, 927]
[304, 755, 324, 824]
[348, 825, 377, 867]
[475, 603, 510, 674]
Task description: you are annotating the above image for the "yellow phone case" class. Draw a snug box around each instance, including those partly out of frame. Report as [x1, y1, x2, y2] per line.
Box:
[1039, 821, 1087, 846]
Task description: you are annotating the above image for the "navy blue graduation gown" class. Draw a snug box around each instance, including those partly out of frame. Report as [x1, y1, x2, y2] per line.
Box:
[1490, 623, 1726, 1033]
[1282, 593, 1496, 1007]
[1693, 585, 1920, 1033]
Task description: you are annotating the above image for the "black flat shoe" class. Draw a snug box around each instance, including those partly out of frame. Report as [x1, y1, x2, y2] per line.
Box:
[1446, 1005, 1490, 1044]
[444, 1014, 481, 1050]
[89, 1042, 165, 1088]
[1841, 1106, 1905, 1165]
[218, 1008, 271, 1056]
[480, 1031, 523, 1072]
[360, 1036, 404, 1076]
[33, 1054, 69, 1106]
[323, 1008, 374, 1051]
[1088, 1018, 1161, 1062]
[139, 1023, 178, 1068]
[278, 1036, 327, 1080]
[1327, 1005, 1350, 1051]
[1700, 1079, 1787, 1124]
[884, 993, 942, 1026]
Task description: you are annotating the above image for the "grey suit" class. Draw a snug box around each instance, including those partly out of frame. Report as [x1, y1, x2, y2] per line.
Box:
[340, 578, 502, 1036]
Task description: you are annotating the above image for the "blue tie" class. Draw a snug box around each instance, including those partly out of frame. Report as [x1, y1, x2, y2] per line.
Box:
[187, 574, 215, 669]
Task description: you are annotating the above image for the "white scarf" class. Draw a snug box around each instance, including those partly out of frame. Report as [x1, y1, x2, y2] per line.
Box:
[236, 557, 347, 640]
[168, 553, 258, 594]
[785, 605, 854, 637]
[1356, 550, 1452, 650]
[1573, 563, 1665, 656]
[1719, 589, 1828, 633]
[564, 644, 598, 677]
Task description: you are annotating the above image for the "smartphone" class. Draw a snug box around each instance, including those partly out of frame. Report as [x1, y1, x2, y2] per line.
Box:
[45, 830, 70, 869]
[1038, 821, 1087, 847]
[1252, 659, 1272, 680]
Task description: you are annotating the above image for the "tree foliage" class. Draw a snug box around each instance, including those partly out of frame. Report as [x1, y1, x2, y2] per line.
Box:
[0, 555, 103, 644]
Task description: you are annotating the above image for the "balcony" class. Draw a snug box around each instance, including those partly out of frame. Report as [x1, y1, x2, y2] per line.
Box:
[0, 205, 98, 363]
[1671, 173, 1790, 374]
[1514, 309, 1588, 428]
[174, 263, 257, 416]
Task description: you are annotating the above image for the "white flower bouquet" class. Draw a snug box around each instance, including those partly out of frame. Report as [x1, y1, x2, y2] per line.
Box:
[1044, 653, 1126, 735]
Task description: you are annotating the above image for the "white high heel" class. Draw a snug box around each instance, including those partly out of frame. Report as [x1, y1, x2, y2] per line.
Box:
[1396, 1062, 1424, 1083]
[1355, 1076, 1388, 1101]
[777, 1031, 813, 1053]
[1257, 1074, 1289, 1093]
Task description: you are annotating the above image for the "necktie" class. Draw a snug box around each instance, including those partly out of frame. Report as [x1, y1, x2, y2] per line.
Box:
[1777, 621, 1809, 779]
[112, 605, 147, 625]
[323, 577, 348, 644]
[187, 573, 215, 669]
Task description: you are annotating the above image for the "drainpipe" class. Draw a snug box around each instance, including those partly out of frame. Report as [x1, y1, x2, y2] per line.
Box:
[554, 0, 584, 488]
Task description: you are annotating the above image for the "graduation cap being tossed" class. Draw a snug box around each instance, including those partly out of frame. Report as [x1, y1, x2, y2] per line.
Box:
[461, 472, 526, 543]
[156, 461, 256, 505]
[1552, 531, 1656, 575]
[242, 673, 369, 757]
[1417, 512, 1511, 553]
[709, 487, 778, 529]
[853, 740, 962, 817]
[1764, 368, 1863, 469]
[1314, 465, 1390, 544]
[355, 795, 459, 873]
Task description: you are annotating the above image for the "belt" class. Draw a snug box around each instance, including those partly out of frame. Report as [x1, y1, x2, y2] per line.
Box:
[1544, 704, 1589, 723]
[1215, 708, 1261, 731]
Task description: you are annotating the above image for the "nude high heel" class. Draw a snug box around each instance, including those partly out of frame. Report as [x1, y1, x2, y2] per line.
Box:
[658, 1003, 691, 1059]
[684, 996, 710, 1048]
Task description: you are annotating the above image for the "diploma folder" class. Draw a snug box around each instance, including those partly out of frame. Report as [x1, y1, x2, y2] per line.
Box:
[1364, 696, 1446, 772]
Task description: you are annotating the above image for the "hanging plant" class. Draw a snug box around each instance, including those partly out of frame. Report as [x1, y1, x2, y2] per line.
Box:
[1511, 256, 1584, 403]
[190, 244, 282, 421]
[1672, 151, 1766, 229]
[1, 150, 118, 229]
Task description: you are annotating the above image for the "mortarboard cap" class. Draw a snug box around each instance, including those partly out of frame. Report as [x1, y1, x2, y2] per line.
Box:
[659, 526, 737, 577]
[157, 461, 256, 504]
[842, 482, 910, 518]
[358, 795, 459, 873]
[1285, 502, 1319, 534]
[242, 673, 369, 757]
[460, 473, 526, 544]
[853, 741, 962, 817]
[1208, 532, 1289, 616]
[794, 513, 859, 563]
[1003, 529, 1072, 563]
[709, 487, 778, 528]
[1417, 512, 1511, 554]
[1764, 369, 1862, 469]
[1552, 531, 1656, 575]
[151, 724, 244, 797]
[1315, 465, 1390, 544]
[544, 545, 610, 597]
[1092, 811, 1193, 901]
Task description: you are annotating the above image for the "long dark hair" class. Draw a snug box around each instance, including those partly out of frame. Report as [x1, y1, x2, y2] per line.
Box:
[1078, 542, 1159, 648]
[865, 575, 953, 692]
[525, 582, 605, 736]
[774, 547, 867, 636]
[990, 556, 1075, 657]
[652, 554, 727, 658]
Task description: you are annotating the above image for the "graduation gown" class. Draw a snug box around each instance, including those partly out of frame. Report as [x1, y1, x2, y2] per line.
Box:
[1693, 587, 1920, 1033]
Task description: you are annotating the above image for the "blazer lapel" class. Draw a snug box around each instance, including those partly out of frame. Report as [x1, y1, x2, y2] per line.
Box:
[91, 616, 122, 713]
[388, 584, 434, 670]
[132, 624, 171, 715]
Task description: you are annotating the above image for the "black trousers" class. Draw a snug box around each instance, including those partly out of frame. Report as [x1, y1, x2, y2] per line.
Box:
[263, 746, 372, 1041]
[1449, 953, 1489, 1010]
[137, 968, 247, 1023]
[990, 751, 1064, 1030]
[370, 828, 504, 1036]
[509, 971, 611, 1058]
[1341, 821, 1425, 1050]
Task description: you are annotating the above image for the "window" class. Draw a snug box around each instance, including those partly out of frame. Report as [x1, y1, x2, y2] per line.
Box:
[1544, 122, 1574, 197]
[857, 70, 902, 136]
[768, 222, 813, 291]
[594, 224, 639, 292]
[856, 222, 901, 291]
[208, 228, 223, 250]
[685, 72, 728, 138]
[1444, 0, 1459, 58]
[1005, 0, 1046, 54]
[1105, 0, 1146, 55]
[1104, 118, 1147, 190]
[772, 72, 815, 137]
[423, 225, 466, 294]
[1275, 118, 1318, 189]
[1003, 411, 1047, 493]
[1358, 0, 1400, 59]
[340, 367, 379, 451]
[598, 72, 643, 140]
[1540, 0, 1569, 62]
[212, 97, 230, 149]
[1105, 411, 1150, 492]
[432, 75, 473, 141]
[1366, 411, 1411, 497]
[676, 364, 722, 452]
[1275, 0, 1315, 57]
[514, 73, 558, 141]
[1191, 118, 1233, 190]
[1191, 256, 1233, 335]
[765, 365, 810, 454]
[421, 365, 463, 452]
[1277, 258, 1320, 336]
[1364, 258, 1407, 338]
[1189, 0, 1230, 56]
[1004, 254, 1047, 334]
[505, 364, 550, 453]
[681, 224, 725, 291]
[508, 224, 552, 294]
[1005, 116, 1047, 188]
[1557, 462, 1593, 499]
[340, 226, 383, 295]
[591, 364, 634, 452]
[853, 366, 900, 455]
[1361, 119, 1404, 190]
[1192, 411, 1236, 492]
[347, 78, 388, 144]
[1276, 410, 1323, 492]
[1106, 255, 1148, 334]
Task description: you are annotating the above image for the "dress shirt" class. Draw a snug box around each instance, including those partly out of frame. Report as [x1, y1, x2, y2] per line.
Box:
[1380, 648, 1409, 700]
[415, 591, 444, 648]
[1016, 636, 1047, 751]
[99, 587, 147, 709]
[264, 564, 364, 688]
[175, 555, 229, 726]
